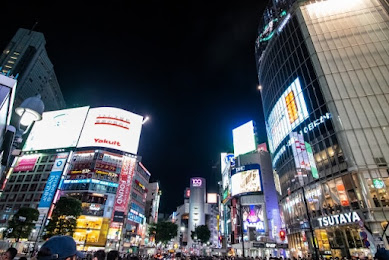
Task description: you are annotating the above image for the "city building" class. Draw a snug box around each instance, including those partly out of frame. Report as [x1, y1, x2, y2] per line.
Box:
[170, 178, 220, 255]
[0, 73, 17, 172]
[145, 181, 161, 225]
[0, 28, 66, 112]
[256, 0, 389, 258]
[220, 122, 286, 258]
[0, 106, 151, 251]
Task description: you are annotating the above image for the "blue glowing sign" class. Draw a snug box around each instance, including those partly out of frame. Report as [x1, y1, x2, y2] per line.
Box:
[38, 155, 68, 208]
[63, 178, 118, 187]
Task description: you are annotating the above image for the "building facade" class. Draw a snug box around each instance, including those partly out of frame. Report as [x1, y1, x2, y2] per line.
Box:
[221, 150, 286, 258]
[256, 0, 389, 258]
[0, 106, 150, 251]
[0, 28, 66, 112]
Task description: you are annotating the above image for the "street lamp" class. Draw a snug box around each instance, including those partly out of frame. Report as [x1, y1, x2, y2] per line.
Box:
[1, 94, 44, 177]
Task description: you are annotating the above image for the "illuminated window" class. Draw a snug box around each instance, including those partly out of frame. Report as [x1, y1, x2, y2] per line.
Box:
[4, 65, 12, 69]
[7, 60, 15, 64]
[10, 56, 17, 60]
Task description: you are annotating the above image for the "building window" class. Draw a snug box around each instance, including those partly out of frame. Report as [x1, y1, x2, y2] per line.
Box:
[16, 175, 24, 182]
[36, 165, 45, 172]
[29, 184, 37, 191]
[25, 194, 33, 202]
[33, 174, 41, 181]
[12, 185, 21, 192]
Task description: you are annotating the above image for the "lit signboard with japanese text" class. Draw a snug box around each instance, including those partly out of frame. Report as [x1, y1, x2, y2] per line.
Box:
[77, 107, 143, 155]
[266, 77, 309, 153]
[13, 155, 39, 172]
[233, 121, 257, 157]
[111, 156, 136, 224]
[23, 107, 90, 151]
[38, 153, 69, 209]
[231, 164, 262, 196]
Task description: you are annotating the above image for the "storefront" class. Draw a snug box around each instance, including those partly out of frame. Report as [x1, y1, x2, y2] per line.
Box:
[314, 212, 372, 259]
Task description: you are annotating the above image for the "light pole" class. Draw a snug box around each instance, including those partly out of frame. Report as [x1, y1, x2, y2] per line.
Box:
[84, 227, 91, 251]
[1, 94, 44, 178]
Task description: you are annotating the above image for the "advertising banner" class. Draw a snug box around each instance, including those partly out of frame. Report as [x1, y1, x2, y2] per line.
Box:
[77, 107, 143, 155]
[231, 164, 262, 196]
[13, 156, 38, 172]
[23, 107, 89, 151]
[233, 121, 257, 157]
[266, 77, 309, 153]
[111, 156, 136, 224]
[242, 205, 265, 233]
[38, 153, 69, 209]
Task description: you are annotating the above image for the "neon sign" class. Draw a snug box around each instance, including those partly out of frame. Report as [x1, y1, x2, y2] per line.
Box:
[192, 178, 202, 187]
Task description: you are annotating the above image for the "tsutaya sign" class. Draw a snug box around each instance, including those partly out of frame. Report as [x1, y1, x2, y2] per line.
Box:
[317, 212, 361, 227]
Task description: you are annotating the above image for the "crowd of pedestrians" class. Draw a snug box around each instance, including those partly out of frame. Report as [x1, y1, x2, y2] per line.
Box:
[1, 235, 389, 260]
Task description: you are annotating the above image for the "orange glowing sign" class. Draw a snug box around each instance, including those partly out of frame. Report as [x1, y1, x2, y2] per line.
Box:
[285, 91, 298, 124]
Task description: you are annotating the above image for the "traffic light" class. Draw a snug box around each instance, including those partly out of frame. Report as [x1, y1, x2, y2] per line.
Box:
[279, 230, 286, 241]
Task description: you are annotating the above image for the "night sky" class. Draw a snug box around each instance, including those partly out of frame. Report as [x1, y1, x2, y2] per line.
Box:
[2, 1, 268, 214]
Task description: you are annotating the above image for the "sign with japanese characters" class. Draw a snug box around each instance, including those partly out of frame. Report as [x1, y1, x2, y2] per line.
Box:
[38, 153, 69, 209]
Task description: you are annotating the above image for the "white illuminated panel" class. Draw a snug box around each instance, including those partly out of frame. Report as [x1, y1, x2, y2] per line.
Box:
[77, 107, 143, 155]
[231, 169, 261, 196]
[207, 193, 217, 204]
[233, 121, 256, 157]
[266, 77, 309, 153]
[23, 107, 90, 151]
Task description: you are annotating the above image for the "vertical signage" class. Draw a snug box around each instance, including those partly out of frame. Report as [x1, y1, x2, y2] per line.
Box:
[305, 142, 318, 179]
[38, 153, 69, 209]
[111, 156, 136, 223]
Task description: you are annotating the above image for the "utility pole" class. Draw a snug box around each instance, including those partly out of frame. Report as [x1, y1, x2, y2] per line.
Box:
[301, 187, 319, 260]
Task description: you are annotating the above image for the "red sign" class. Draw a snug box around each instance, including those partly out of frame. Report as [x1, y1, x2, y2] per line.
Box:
[14, 156, 38, 172]
[111, 156, 136, 223]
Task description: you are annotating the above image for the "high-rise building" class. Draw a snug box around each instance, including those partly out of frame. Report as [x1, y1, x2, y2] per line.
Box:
[145, 181, 161, 224]
[0, 106, 150, 251]
[256, 0, 389, 258]
[0, 28, 66, 112]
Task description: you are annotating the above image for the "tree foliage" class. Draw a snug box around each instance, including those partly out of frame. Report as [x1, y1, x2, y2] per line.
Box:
[44, 196, 82, 239]
[149, 221, 178, 245]
[191, 225, 211, 244]
[6, 207, 39, 241]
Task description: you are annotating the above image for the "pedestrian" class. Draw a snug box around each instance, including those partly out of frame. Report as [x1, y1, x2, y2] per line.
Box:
[107, 251, 120, 260]
[1, 248, 17, 260]
[36, 235, 85, 260]
[93, 250, 106, 260]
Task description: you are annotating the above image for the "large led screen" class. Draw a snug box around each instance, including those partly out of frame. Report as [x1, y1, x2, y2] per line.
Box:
[23, 107, 90, 151]
[233, 121, 256, 157]
[266, 77, 309, 153]
[242, 205, 265, 232]
[77, 107, 143, 155]
[231, 165, 262, 196]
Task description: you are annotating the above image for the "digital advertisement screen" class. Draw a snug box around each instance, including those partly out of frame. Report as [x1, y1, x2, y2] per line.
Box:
[231, 165, 262, 196]
[77, 107, 144, 155]
[233, 120, 257, 157]
[23, 106, 90, 151]
[266, 77, 309, 153]
[242, 205, 265, 232]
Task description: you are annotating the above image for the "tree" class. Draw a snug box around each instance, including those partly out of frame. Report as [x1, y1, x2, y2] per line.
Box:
[6, 207, 39, 241]
[149, 221, 178, 246]
[44, 196, 82, 239]
[191, 225, 210, 244]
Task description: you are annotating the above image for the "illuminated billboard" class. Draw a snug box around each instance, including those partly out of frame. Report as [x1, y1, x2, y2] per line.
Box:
[77, 107, 143, 155]
[231, 164, 262, 196]
[233, 121, 256, 157]
[23, 107, 90, 151]
[266, 77, 309, 153]
[207, 193, 218, 204]
[242, 205, 265, 232]
[111, 155, 136, 224]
